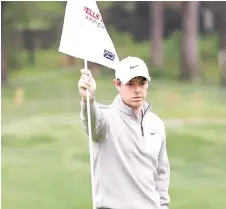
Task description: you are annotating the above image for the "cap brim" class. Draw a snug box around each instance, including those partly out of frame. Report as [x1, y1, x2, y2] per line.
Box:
[120, 75, 151, 84]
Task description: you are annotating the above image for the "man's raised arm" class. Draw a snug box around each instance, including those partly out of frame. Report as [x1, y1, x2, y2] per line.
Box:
[78, 69, 109, 142]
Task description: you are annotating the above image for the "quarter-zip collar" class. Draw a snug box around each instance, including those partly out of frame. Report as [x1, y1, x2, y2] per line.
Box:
[112, 95, 151, 137]
[113, 94, 151, 128]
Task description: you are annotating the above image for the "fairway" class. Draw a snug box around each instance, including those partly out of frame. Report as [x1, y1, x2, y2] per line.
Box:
[2, 68, 226, 209]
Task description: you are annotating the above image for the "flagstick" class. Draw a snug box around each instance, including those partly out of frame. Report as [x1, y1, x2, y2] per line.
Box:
[84, 59, 96, 209]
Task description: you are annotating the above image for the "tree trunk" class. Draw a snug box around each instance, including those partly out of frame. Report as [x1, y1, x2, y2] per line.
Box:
[1, 1, 7, 85]
[150, 1, 164, 68]
[180, 1, 200, 81]
[1, 52, 7, 85]
[24, 30, 35, 65]
[219, 13, 226, 87]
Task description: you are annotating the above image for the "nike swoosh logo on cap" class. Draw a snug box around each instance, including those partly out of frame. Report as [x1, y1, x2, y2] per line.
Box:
[130, 64, 139, 69]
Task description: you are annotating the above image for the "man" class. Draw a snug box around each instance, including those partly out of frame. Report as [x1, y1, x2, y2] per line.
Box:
[78, 56, 171, 209]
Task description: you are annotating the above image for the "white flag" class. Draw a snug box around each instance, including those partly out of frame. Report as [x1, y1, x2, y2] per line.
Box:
[59, 0, 119, 70]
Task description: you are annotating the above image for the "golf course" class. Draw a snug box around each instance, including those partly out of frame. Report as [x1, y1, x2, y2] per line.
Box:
[1, 64, 226, 209]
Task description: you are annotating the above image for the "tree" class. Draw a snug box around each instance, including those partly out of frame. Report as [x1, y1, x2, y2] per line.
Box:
[218, 12, 226, 87]
[1, 52, 7, 85]
[213, 3, 226, 87]
[205, 2, 226, 87]
[150, 1, 164, 68]
[180, 1, 200, 81]
[2, 2, 65, 68]
[1, 1, 7, 84]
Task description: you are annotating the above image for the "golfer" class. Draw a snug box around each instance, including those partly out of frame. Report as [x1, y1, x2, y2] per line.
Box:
[78, 56, 171, 209]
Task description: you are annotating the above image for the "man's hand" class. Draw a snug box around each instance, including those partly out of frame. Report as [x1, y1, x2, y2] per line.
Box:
[78, 69, 96, 100]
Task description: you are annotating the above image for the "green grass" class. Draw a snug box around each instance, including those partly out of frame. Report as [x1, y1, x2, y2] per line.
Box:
[2, 68, 226, 209]
[168, 124, 226, 209]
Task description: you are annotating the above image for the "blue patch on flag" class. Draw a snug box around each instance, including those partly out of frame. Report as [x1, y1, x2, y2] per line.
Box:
[104, 50, 115, 61]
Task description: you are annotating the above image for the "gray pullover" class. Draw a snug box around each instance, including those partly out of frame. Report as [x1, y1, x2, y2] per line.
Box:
[80, 94, 170, 209]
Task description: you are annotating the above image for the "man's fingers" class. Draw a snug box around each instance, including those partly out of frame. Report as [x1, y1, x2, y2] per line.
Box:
[82, 79, 91, 87]
[80, 69, 91, 75]
[79, 82, 90, 90]
[80, 69, 86, 74]
[87, 69, 92, 77]
[81, 74, 90, 81]
[79, 68, 95, 98]
[78, 79, 91, 89]
[80, 69, 92, 77]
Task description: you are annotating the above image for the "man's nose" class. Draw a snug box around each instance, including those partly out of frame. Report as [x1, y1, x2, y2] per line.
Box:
[134, 84, 141, 92]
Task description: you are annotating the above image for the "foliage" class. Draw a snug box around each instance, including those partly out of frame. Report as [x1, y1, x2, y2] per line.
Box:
[164, 30, 182, 62]
[199, 33, 218, 60]
[106, 25, 135, 47]
[2, 1, 223, 86]
[3, 2, 65, 30]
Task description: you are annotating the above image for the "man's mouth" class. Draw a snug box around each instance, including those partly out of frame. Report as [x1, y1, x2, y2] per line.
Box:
[133, 97, 142, 100]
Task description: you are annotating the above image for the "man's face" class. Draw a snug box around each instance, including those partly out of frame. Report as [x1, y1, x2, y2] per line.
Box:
[113, 76, 149, 108]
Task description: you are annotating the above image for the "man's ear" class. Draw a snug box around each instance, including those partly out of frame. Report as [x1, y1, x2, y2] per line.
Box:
[113, 79, 120, 91]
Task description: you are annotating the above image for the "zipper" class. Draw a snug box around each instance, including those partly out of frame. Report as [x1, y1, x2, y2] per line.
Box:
[140, 105, 150, 137]
[141, 124, 144, 136]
